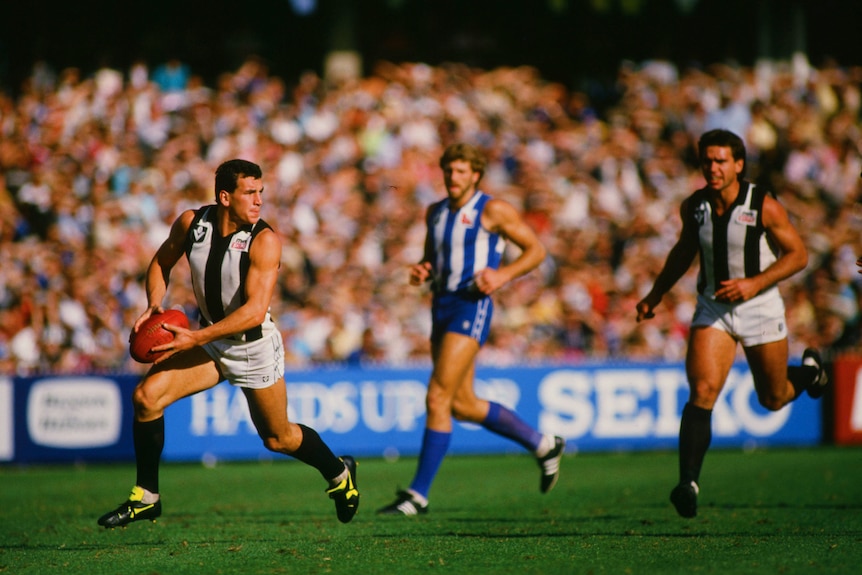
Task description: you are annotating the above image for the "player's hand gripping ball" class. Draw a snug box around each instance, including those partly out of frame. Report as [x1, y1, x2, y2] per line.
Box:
[129, 309, 189, 363]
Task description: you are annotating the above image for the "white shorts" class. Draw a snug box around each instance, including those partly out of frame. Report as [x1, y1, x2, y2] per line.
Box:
[691, 288, 787, 347]
[202, 328, 285, 389]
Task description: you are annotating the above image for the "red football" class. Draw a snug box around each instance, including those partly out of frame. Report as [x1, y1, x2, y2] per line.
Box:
[129, 309, 190, 363]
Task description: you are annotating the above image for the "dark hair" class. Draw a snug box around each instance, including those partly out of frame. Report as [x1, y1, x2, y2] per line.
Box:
[698, 129, 746, 176]
[214, 159, 262, 200]
[439, 143, 486, 182]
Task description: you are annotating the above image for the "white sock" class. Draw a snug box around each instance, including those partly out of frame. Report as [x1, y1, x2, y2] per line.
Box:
[406, 489, 428, 506]
[330, 465, 349, 487]
[535, 434, 555, 458]
[140, 488, 160, 504]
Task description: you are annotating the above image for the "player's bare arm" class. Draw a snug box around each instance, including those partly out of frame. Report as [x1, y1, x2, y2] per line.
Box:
[135, 209, 196, 332]
[713, 195, 807, 303]
[636, 198, 698, 321]
[409, 206, 435, 286]
[474, 198, 546, 295]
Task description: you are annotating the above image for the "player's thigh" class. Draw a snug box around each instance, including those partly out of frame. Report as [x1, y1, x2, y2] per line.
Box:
[135, 347, 222, 414]
[685, 326, 737, 406]
[742, 338, 789, 393]
[452, 361, 478, 404]
[430, 332, 480, 396]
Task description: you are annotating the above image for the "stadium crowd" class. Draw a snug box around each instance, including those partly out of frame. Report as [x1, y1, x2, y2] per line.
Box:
[1, 53, 861, 375]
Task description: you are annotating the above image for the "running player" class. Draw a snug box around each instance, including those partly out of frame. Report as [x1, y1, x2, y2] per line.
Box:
[378, 143, 565, 516]
[97, 159, 359, 527]
[636, 129, 828, 518]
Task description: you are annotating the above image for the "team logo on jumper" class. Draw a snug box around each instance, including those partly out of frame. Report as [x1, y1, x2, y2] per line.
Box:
[193, 225, 207, 242]
[736, 210, 757, 226]
[460, 208, 478, 227]
[230, 234, 251, 251]
[694, 206, 707, 225]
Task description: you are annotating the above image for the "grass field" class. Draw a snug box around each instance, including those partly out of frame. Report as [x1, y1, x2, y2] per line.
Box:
[1, 447, 860, 575]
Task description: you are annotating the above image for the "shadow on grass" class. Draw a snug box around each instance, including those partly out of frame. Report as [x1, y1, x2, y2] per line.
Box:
[713, 502, 862, 510]
[1, 540, 168, 551]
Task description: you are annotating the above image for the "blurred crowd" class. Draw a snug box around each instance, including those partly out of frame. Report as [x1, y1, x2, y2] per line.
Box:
[1, 53, 861, 376]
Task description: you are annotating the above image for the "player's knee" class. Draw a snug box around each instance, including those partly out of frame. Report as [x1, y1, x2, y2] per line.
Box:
[261, 436, 283, 453]
[756, 391, 786, 411]
[425, 386, 452, 416]
[451, 399, 481, 423]
[260, 426, 301, 454]
[261, 435, 291, 454]
[132, 385, 162, 419]
[689, 381, 721, 405]
[450, 404, 471, 422]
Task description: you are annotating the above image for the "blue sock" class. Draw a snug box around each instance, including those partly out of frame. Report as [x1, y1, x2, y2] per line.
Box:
[409, 428, 451, 499]
[482, 402, 542, 452]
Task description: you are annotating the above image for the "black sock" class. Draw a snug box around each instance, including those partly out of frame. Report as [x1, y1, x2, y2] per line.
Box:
[290, 424, 345, 482]
[678, 403, 712, 485]
[787, 365, 817, 399]
[134, 416, 164, 494]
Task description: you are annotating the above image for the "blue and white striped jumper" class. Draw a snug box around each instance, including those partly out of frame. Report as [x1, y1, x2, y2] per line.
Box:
[427, 191, 506, 343]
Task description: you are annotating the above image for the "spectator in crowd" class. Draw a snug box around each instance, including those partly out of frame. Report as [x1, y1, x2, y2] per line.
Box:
[0, 54, 860, 375]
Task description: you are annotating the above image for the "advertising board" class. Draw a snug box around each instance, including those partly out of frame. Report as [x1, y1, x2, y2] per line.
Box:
[4, 362, 826, 464]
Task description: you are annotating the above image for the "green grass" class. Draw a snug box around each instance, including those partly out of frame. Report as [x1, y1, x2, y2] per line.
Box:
[2, 447, 861, 574]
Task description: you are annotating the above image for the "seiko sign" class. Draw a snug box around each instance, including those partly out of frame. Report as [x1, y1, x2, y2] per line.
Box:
[26, 378, 123, 448]
[538, 367, 790, 439]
